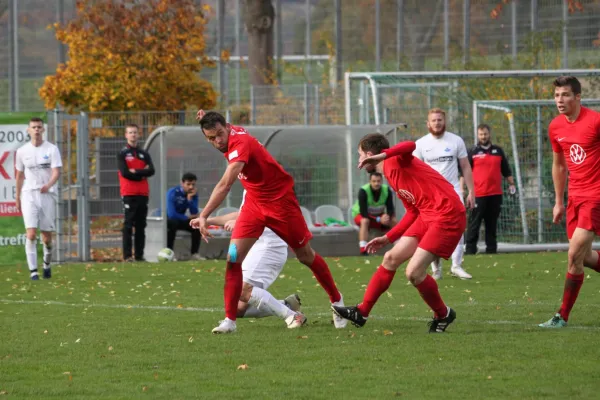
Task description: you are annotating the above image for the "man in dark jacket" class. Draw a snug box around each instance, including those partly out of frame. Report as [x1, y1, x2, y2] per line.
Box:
[117, 123, 155, 261]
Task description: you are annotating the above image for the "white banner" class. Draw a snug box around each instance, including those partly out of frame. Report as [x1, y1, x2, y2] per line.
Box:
[0, 125, 32, 216]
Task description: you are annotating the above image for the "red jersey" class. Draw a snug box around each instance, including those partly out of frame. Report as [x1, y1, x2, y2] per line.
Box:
[549, 106, 600, 198]
[224, 125, 294, 202]
[383, 145, 465, 224]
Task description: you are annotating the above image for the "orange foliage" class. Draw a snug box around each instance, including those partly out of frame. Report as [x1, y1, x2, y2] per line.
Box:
[491, 0, 584, 19]
[40, 0, 217, 112]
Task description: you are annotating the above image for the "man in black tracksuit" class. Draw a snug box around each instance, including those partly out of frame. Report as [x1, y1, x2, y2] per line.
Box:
[117, 123, 155, 261]
[465, 124, 516, 255]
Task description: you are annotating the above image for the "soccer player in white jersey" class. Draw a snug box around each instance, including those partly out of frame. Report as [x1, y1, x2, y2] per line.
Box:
[413, 108, 474, 280]
[15, 118, 63, 280]
[205, 190, 307, 330]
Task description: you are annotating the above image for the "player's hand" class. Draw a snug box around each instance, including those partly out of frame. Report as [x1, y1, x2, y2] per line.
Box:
[191, 216, 213, 242]
[224, 220, 236, 232]
[40, 185, 49, 194]
[15, 197, 21, 213]
[380, 214, 390, 225]
[129, 168, 136, 174]
[553, 203, 565, 224]
[196, 109, 206, 121]
[466, 192, 476, 209]
[358, 153, 387, 170]
[187, 188, 197, 200]
[508, 185, 517, 195]
[365, 235, 390, 254]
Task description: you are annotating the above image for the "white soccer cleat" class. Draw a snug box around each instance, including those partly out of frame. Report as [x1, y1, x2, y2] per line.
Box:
[211, 318, 237, 334]
[431, 259, 443, 280]
[284, 294, 302, 312]
[190, 253, 206, 261]
[285, 312, 307, 329]
[331, 294, 348, 329]
[451, 266, 472, 280]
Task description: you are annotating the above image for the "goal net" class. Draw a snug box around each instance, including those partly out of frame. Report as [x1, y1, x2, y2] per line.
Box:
[345, 70, 600, 251]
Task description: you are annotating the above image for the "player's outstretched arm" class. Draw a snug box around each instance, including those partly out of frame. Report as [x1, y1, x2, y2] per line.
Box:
[552, 151, 568, 223]
[199, 161, 245, 219]
[385, 207, 419, 243]
[382, 141, 416, 159]
[207, 212, 240, 227]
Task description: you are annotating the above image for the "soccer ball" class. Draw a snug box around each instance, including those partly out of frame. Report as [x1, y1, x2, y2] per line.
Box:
[157, 248, 175, 262]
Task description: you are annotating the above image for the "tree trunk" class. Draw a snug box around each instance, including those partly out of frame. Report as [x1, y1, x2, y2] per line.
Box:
[242, 0, 274, 103]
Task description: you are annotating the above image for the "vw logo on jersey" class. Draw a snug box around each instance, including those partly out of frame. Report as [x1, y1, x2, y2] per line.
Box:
[444, 147, 451, 152]
[569, 144, 586, 164]
[397, 189, 416, 204]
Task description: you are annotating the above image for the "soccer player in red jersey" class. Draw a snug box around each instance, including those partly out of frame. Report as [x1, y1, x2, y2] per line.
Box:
[539, 76, 600, 328]
[190, 110, 347, 334]
[332, 133, 465, 332]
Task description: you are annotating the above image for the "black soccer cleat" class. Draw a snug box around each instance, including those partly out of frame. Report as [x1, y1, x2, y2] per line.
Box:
[331, 305, 368, 328]
[428, 307, 456, 333]
[42, 265, 52, 279]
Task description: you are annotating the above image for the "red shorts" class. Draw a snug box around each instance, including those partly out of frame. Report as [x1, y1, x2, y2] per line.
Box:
[403, 215, 466, 259]
[566, 197, 600, 239]
[232, 192, 312, 249]
[353, 214, 386, 230]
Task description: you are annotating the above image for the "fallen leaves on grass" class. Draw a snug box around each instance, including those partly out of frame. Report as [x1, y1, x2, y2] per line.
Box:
[142, 386, 148, 392]
[237, 364, 249, 370]
[188, 336, 194, 343]
[108, 346, 113, 351]
[383, 330, 393, 336]
[297, 335, 309, 339]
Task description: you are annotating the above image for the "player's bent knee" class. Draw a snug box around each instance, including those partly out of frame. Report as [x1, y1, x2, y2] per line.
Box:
[382, 251, 400, 270]
[295, 244, 315, 265]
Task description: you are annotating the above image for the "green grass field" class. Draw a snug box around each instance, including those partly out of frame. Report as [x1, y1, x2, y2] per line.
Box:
[1, 253, 600, 399]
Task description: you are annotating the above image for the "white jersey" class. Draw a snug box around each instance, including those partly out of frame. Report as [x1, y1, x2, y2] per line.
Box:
[413, 131, 468, 193]
[240, 190, 287, 248]
[15, 141, 62, 194]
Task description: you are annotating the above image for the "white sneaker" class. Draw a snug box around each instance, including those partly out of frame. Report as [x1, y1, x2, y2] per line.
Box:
[331, 294, 348, 329]
[190, 253, 206, 261]
[431, 259, 442, 280]
[451, 266, 472, 280]
[285, 312, 307, 329]
[284, 294, 302, 312]
[211, 318, 237, 334]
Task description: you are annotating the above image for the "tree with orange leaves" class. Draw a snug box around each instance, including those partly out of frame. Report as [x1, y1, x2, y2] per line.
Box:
[40, 0, 216, 112]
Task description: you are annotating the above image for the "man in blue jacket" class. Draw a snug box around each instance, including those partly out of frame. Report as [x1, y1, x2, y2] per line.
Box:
[167, 172, 203, 260]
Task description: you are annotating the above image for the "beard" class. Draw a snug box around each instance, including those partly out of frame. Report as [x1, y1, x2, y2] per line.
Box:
[428, 123, 446, 136]
[478, 139, 490, 147]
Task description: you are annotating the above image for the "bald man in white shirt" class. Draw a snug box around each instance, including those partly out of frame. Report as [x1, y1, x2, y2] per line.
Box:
[413, 108, 474, 280]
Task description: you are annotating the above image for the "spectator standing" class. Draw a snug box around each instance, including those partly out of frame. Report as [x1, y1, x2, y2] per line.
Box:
[117, 123, 155, 262]
[465, 124, 516, 255]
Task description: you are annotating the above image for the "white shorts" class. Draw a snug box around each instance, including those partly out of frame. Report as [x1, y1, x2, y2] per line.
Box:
[242, 240, 288, 289]
[21, 190, 56, 231]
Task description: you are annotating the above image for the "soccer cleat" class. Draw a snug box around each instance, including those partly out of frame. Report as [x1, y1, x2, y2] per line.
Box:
[538, 313, 567, 328]
[428, 307, 456, 333]
[211, 318, 237, 334]
[331, 305, 367, 328]
[284, 294, 302, 312]
[331, 295, 348, 329]
[43, 265, 52, 279]
[451, 266, 472, 280]
[285, 312, 307, 329]
[190, 253, 206, 261]
[31, 274, 39, 281]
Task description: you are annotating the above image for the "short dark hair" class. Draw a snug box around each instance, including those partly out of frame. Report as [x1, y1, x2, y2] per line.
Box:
[369, 172, 383, 179]
[477, 124, 491, 133]
[125, 123, 139, 130]
[553, 76, 581, 95]
[358, 133, 390, 154]
[29, 117, 44, 125]
[199, 111, 227, 133]
[181, 172, 197, 182]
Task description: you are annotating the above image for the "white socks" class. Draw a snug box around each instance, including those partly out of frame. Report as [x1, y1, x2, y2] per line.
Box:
[43, 243, 52, 268]
[451, 236, 465, 268]
[246, 287, 294, 320]
[359, 240, 367, 248]
[25, 238, 38, 276]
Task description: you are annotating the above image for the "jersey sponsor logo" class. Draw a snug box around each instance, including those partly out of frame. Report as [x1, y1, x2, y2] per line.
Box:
[444, 147, 451, 152]
[569, 144, 586, 164]
[125, 154, 134, 161]
[425, 155, 454, 163]
[43, 154, 49, 160]
[397, 189, 416, 204]
[228, 150, 239, 160]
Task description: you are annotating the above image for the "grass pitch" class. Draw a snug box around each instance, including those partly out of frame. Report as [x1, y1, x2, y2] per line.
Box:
[1, 253, 600, 399]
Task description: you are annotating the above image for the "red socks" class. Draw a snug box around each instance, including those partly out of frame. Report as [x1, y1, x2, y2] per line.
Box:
[558, 272, 584, 321]
[357, 266, 396, 317]
[224, 262, 243, 321]
[308, 253, 341, 303]
[415, 274, 448, 319]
